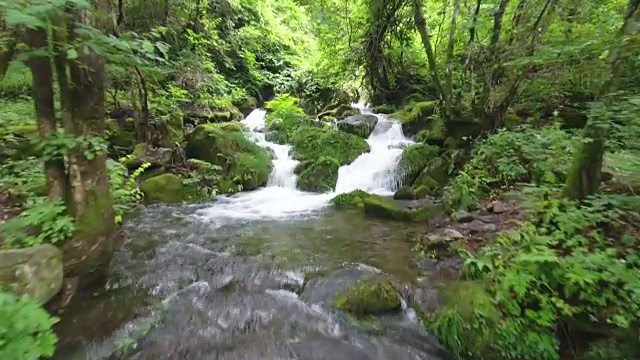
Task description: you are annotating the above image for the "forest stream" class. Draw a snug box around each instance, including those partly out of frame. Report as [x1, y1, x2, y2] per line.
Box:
[52, 105, 455, 360]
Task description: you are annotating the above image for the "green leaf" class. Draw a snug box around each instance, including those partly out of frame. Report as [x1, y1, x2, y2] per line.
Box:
[4, 9, 45, 29]
[66, 48, 78, 60]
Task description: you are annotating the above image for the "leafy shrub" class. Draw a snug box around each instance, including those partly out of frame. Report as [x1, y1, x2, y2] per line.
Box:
[443, 125, 576, 210]
[265, 93, 306, 131]
[108, 157, 150, 225]
[0, 291, 58, 360]
[434, 192, 640, 359]
[0, 199, 74, 248]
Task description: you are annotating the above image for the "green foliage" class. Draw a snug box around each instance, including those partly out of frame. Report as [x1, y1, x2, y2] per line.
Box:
[0, 199, 74, 249]
[182, 159, 223, 199]
[441, 192, 640, 359]
[0, 291, 58, 360]
[108, 157, 150, 225]
[443, 125, 577, 211]
[265, 94, 306, 127]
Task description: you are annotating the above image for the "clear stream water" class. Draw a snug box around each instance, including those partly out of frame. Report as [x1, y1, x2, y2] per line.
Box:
[52, 105, 454, 360]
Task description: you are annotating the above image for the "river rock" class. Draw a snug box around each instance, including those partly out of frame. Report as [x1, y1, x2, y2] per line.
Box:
[125, 143, 177, 169]
[466, 220, 499, 234]
[453, 210, 474, 223]
[300, 265, 380, 304]
[488, 200, 508, 214]
[337, 114, 378, 138]
[0, 244, 63, 305]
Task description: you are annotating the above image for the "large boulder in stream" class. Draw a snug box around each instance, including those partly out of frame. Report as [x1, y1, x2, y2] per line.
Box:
[333, 277, 402, 316]
[290, 126, 370, 166]
[396, 143, 440, 186]
[337, 114, 378, 139]
[0, 244, 63, 305]
[296, 157, 341, 193]
[140, 173, 200, 204]
[330, 190, 443, 222]
[185, 123, 273, 193]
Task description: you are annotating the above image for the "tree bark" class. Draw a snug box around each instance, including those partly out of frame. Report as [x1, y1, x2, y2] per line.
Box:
[23, 28, 69, 201]
[412, 0, 444, 103]
[563, 0, 640, 200]
[58, 5, 116, 281]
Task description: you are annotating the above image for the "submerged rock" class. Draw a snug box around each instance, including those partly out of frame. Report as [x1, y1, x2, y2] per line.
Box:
[337, 114, 378, 139]
[0, 244, 63, 305]
[333, 277, 402, 316]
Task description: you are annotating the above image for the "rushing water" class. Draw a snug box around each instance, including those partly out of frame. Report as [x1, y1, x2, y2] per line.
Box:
[53, 105, 454, 360]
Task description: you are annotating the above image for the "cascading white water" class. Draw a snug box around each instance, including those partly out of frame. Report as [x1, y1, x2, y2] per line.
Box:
[194, 103, 414, 224]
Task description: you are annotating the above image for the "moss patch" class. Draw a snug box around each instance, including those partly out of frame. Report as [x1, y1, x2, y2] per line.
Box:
[185, 123, 272, 193]
[330, 189, 371, 209]
[391, 101, 437, 136]
[297, 157, 340, 192]
[363, 195, 442, 222]
[140, 173, 186, 204]
[290, 126, 370, 165]
[333, 277, 401, 316]
[396, 144, 440, 186]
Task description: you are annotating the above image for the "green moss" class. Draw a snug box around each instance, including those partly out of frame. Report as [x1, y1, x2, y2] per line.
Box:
[411, 157, 449, 197]
[391, 101, 437, 136]
[297, 157, 340, 192]
[363, 195, 442, 222]
[330, 189, 370, 209]
[139, 173, 194, 204]
[372, 104, 396, 114]
[265, 130, 289, 145]
[393, 187, 417, 200]
[333, 277, 401, 316]
[185, 123, 273, 192]
[161, 113, 184, 148]
[396, 144, 440, 186]
[290, 126, 370, 165]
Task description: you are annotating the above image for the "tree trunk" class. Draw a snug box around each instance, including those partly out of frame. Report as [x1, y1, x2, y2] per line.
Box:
[0, 35, 18, 80]
[563, 0, 640, 200]
[412, 0, 444, 103]
[23, 28, 69, 201]
[58, 6, 116, 283]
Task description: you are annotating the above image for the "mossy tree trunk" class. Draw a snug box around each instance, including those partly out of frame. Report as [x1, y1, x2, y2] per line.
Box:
[56, 5, 117, 282]
[563, 0, 640, 200]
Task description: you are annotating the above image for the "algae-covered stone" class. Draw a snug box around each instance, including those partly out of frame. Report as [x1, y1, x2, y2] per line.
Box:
[140, 173, 188, 204]
[330, 189, 371, 209]
[297, 157, 340, 192]
[125, 143, 175, 169]
[396, 144, 440, 186]
[185, 123, 272, 192]
[393, 187, 417, 200]
[363, 195, 441, 222]
[391, 101, 437, 136]
[337, 114, 378, 139]
[412, 158, 449, 197]
[333, 277, 401, 316]
[290, 126, 370, 166]
[372, 104, 396, 114]
[0, 244, 63, 305]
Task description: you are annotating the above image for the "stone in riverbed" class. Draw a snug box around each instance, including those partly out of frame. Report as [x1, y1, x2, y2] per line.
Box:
[297, 157, 341, 193]
[0, 244, 63, 305]
[333, 277, 402, 316]
[336, 114, 379, 139]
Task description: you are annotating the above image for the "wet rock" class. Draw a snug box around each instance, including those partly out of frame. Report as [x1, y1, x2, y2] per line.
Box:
[488, 200, 508, 214]
[333, 277, 402, 316]
[393, 187, 417, 200]
[401, 280, 443, 314]
[475, 214, 497, 223]
[300, 265, 380, 304]
[296, 157, 340, 193]
[0, 244, 63, 305]
[453, 210, 474, 223]
[337, 114, 378, 138]
[363, 196, 442, 222]
[387, 142, 411, 150]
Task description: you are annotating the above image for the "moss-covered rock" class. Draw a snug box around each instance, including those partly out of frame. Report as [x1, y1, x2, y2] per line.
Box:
[140, 173, 190, 204]
[297, 157, 340, 192]
[396, 144, 440, 186]
[372, 104, 396, 114]
[330, 189, 371, 209]
[393, 187, 417, 200]
[412, 158, 449, 197]
[290, 126, 370, 165]
[185, 123, 272, 192]
[264, 131, 289, 145]
[391, 101, 437, 136]
[125, 143, 176, 169]
[333, 277, 401, 316]
[363, 195, 442, 222]
[336, 114, 378, 139]
[317, 104, 358, 120]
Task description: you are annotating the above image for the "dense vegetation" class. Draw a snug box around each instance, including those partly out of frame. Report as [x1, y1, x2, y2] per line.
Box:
[1, 0, 639, 359]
